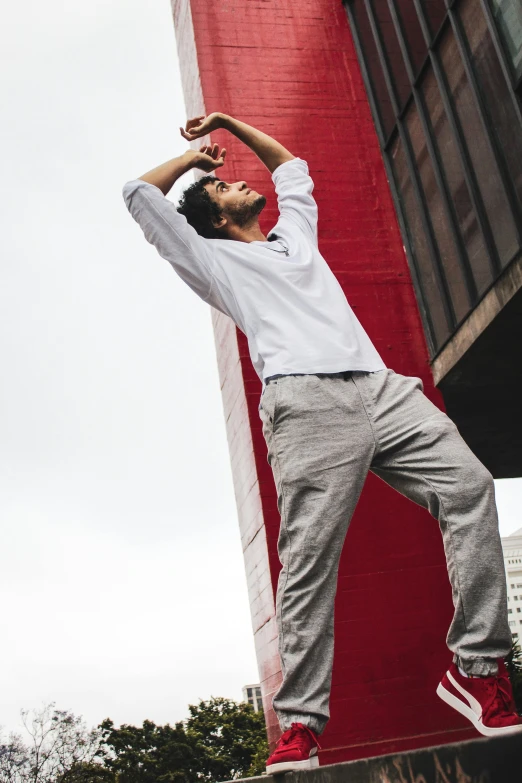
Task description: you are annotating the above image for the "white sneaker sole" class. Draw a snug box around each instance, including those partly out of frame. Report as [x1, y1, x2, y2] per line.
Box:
[436, 682, 522, 737]
[266, 754, 319, 775]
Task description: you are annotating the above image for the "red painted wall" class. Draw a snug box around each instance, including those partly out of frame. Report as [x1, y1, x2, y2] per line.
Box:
[171, 0, 476, 763]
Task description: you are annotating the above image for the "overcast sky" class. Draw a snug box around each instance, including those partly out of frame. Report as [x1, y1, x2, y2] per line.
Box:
[1, 0, 521, 739]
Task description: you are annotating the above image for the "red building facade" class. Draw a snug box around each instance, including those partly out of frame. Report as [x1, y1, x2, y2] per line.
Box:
[170, 0, 477, 764]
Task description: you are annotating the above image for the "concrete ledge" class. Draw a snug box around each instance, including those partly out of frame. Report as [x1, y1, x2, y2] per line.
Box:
[233, 734, 522, 782]
[432, 252, 522, 385]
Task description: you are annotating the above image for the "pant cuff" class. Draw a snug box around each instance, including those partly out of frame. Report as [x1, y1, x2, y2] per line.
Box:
[278, 713, 326, 735]
[453, 654, 499, 677]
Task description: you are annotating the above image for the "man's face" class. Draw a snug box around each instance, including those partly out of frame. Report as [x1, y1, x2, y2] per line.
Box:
[204, 179, 267, 231]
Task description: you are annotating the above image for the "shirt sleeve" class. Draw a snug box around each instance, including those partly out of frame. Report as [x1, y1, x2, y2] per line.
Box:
[122, 179, 215, 301]
[271, 157, 318, 245]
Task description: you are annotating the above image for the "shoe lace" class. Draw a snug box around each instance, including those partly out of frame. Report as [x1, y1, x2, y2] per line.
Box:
[279, 722, 321, 750]
[484, 671, 516, 715]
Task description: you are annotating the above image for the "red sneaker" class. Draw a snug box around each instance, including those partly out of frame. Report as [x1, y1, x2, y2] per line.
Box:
[437, 659, 522, 737]
[265, 722, 320, 774]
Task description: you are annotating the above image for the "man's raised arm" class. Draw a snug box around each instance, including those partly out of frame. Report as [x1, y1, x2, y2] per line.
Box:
[180, 113, 294, 174]
[137, 145, 227, 196]
[122, 144, 227, 302]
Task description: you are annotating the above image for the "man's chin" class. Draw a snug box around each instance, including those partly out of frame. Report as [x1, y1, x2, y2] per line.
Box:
[253, 194, 267, 215]
[228, 195, 268, 227]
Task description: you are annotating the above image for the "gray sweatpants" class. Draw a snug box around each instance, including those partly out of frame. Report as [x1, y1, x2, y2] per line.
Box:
[258, 369, 511, 735]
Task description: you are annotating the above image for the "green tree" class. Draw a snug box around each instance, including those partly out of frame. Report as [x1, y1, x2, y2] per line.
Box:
[505, 636, 522, 713]
[185, 697, 267, 781]
[99, 719, 198, 783]
[99, 698, 267, 783]
[57, 762, 114, 782]
[2, 698, 268, 782]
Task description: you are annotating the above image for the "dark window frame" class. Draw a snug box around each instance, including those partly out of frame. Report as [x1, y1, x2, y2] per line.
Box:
[344, 0, 522, 357]
[448, 2, 522, 252]
[481, 0, 522, 93]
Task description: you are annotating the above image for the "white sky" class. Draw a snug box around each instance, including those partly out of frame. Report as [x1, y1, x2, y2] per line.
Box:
[1, 0, 521, 738]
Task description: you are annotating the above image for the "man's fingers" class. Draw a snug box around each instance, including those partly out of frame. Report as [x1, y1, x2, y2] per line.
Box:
[180, 127, 198, 141]
[180, 130, 226, 162]
[186, 115, 204, 130]
[184, 128, 206, 141]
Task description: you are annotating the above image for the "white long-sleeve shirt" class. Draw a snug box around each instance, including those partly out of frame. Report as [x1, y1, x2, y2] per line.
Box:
[122, 157, 385, 383]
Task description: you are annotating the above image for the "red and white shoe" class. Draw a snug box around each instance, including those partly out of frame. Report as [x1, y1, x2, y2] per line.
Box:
[437, 659, 522, 737]
[265, 722, 320, 774]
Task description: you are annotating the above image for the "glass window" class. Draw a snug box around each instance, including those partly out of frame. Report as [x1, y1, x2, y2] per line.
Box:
[405, 100, 470, 324]
[346, 0, 522, 359]
[459, 0, 522, 232]
[394, 0, 428, 76]
[439, 25, 519, 275]
[421, 67, 490, 306]
[390, 133, 450, 348]
[370, 0, 411, 109]
[509, 608, 513, 613]
[352, 1, 396, 139]
[421, 0, 447, 41]
[489, 0, 522, 80]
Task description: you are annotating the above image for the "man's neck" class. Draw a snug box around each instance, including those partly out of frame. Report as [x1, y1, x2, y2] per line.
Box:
[226, 220, 267, 244]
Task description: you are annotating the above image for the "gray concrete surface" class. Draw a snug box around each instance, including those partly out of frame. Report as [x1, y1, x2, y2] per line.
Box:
[230, 733, 522, 782]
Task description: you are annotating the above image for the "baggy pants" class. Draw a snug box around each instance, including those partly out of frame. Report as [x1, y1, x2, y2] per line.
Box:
[257, 369, 511, 734]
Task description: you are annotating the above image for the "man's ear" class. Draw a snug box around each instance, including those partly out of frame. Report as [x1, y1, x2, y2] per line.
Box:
[212, 215, 227, 231]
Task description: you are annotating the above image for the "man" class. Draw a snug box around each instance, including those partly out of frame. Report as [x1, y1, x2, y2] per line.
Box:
[123, 112, 522, 774]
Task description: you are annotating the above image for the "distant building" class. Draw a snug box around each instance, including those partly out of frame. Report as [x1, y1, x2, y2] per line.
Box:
[502, 527, 522, 642]
[242, 684, 263, 712]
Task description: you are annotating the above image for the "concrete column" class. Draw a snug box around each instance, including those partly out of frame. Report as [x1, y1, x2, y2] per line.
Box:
[170, 0, 476, 763]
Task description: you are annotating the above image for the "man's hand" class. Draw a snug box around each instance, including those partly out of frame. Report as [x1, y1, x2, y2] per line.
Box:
[180, 113, 224, 142]
[180, 112, 293, 173]
[190, 144, 227, 172]
[136, 144, 226, 196]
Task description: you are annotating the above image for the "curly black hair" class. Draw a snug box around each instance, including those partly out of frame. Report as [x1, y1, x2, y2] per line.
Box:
[176, 176, 225, 239]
